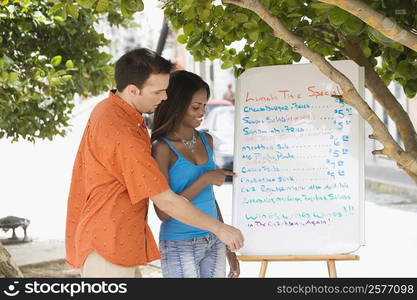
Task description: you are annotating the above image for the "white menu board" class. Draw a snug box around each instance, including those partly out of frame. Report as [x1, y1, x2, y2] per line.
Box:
[233, 60, 365, 255]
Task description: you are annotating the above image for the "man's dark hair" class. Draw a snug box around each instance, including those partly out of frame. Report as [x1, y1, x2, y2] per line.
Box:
[115, 48, 175, 91]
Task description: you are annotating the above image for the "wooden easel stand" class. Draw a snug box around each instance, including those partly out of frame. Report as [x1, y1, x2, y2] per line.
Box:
[238, 255, 359, 278]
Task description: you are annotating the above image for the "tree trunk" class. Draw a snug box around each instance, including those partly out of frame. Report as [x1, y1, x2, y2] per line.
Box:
[340, 37, 417, 157]
[317, 0, 417, 52]
[0, 242, 23, 277]
[223, 0, 417, 184]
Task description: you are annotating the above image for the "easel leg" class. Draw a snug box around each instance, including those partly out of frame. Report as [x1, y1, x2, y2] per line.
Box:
[259, 261, 268, 278]
[327, 260, 337, 278]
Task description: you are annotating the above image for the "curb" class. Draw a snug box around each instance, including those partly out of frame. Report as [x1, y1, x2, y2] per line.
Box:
[365, 178, 417, 201]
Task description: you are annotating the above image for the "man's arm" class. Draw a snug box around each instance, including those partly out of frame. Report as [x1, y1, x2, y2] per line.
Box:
[109, 133, 244, 251]
[151, 189, 244, 251]
[150, 141, 172, 221]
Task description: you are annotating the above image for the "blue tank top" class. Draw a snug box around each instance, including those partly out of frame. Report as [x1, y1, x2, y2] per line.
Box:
[159, 130, 218, 240]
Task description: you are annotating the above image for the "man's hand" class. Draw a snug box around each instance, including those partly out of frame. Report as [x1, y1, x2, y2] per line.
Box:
[215, 223, 244, 252]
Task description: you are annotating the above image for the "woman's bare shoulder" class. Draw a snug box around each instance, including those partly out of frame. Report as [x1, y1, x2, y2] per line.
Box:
[152, 139, 170, 156]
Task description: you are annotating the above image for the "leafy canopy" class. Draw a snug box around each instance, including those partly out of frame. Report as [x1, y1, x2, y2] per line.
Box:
[3, 0, 417, 141]
[0, 0, 144, 142]
[163, 0, 417, 97]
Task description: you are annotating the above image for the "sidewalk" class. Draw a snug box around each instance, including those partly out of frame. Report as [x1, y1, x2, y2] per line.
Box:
[5, 240, 64, 267]
[365, 163, 417, 201]
[4, 240, 161, 277]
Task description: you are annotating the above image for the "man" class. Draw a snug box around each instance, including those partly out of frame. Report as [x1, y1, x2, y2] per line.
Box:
[223, 83, 235, 105]
[65, 48, 244, 278]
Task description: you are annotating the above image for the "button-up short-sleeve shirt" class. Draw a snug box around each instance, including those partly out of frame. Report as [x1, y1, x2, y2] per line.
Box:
[66, 91, 169, 268]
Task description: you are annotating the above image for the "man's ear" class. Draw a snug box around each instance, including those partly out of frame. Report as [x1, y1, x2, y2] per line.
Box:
[127, 84, 141, 96]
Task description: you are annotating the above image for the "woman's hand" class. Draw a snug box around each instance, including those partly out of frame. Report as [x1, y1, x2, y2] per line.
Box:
[226, 250, 240, 278]
[201, 169, 235, 186]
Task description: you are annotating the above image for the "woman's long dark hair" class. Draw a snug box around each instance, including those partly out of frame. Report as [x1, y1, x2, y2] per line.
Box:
[151, 70, 210, 142]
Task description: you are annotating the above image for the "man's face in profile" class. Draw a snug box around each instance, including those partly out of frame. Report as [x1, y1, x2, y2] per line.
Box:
[133, 73, 170, 114]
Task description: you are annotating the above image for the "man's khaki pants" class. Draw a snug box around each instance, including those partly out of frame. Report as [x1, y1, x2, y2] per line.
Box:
[81, 251, 142, 278]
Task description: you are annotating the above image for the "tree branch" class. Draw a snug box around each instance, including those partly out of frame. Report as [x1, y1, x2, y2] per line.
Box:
[305, 34, 344, 52]
[311, 26, 338, 40]
[222, 0, 417, 178]
[317, 0, 417, 52]
[340, 35, 417, 156]
[372, 149, 385, 156]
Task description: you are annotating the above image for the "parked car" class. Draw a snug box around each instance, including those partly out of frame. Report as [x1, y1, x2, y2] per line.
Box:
[200, 103, 235, 181]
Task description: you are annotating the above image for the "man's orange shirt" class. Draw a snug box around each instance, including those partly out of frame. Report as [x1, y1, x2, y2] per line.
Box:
[66, 91, 169, 268]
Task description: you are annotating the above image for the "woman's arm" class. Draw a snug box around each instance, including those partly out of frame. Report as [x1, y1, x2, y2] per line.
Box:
[206, 133, 240, 277]
[214, 200, 240, 278]
[152, 136, 233, 221]
[179, 132, 235, 199]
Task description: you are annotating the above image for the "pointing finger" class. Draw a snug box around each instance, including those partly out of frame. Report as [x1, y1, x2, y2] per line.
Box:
[222, 170, 235, 176]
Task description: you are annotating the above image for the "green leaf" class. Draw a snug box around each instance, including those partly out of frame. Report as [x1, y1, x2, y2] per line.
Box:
[221, 61, 233, 69]
[184, 7, 197, 19]
[311, 2, 333, 10]
[66, 4, 79, 19]
[2, 55, 14, 68]
[261, 0, 270, 9]
[96, 0, 108, 13]
[0, 71, 8, 81]
[397, 60, 409, 77]
[228, 48, 236, 55]
[56, 70, 67, 76]
[200, 9, 211, 22]
[177, 34, 187, 44]
[341, 16, 364, 36]
[328, 7, 350, 27]
[187, 35, 202, 48]
[390, 42, 404, 52]
[65, 60, 74, 68]
[287, 13, 303, 18]
[235, 13, 248, 23]
[361, 46, 372, 58]
[287, 0, 299, 7]
[368, 27, 393, 46]
[260, 56, 274, 65]
[51, 56, 62, 67]
[8, 72, 18, 83]
[183, 22, 196, 35]
[53, 16, 65, 22]
[48, 3, 65, 15]
[60, 5, 68, 20]
[406, 79, 417, 92]
[214, 5, 224, 16]
[76, 0, 95, 9]
[248, 30, 259, 41]
[404, 85, 417, 98]
[121, 0, 144, 17]
[243, 22, 257, 30]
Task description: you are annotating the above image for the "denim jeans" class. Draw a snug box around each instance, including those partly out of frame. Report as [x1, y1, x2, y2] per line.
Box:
[159, 233, 226, 278]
